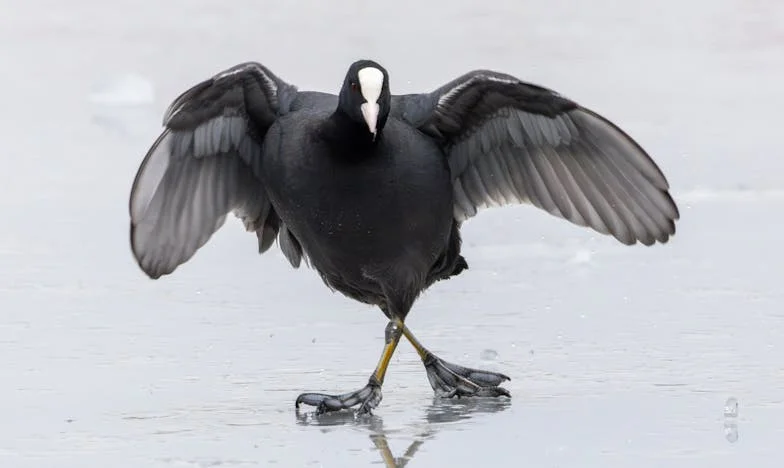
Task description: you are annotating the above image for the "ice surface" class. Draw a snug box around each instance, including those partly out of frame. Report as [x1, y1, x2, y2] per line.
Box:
[2, 0, 784, 466]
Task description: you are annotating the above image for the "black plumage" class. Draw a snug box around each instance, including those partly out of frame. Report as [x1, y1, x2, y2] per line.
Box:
[129, 59, 679, 414]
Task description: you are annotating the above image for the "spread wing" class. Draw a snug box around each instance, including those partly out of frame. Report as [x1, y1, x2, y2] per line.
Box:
[129, 62, 300, 279]
[399, 70, 679, 246]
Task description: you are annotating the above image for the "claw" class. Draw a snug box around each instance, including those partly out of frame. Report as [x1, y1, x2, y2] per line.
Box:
[296, 380, 383, 415]
[423, 354, 511, 399]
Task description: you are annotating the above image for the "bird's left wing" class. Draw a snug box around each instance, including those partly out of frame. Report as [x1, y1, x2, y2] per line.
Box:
[396, 70, 679, 246]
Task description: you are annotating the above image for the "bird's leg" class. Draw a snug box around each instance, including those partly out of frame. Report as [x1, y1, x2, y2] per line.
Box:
[401, 324, 511, 398]
[295, 320, 403, 415]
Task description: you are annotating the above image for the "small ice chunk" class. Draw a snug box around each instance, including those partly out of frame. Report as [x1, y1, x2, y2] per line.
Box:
[89, 74, 157, 139]
[90, 74, 155, 106]
[724, 397, 738, 418]
[570, 249, 593, 264]
[480, 349, 498, 361]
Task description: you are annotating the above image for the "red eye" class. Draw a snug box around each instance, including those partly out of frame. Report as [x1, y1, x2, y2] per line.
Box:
[350, 82, 358, 91]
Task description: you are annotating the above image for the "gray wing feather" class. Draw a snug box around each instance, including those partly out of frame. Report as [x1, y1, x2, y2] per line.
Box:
[405, 70, 679, 246]
[129, 62, 299, 278]
[278, 224, 305, 268]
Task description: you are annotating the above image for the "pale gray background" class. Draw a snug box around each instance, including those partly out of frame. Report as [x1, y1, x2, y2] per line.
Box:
[1, 0, 782, 466]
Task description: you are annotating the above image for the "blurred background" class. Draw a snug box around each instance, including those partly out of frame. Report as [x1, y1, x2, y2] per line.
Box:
[1, 0, 782, 466]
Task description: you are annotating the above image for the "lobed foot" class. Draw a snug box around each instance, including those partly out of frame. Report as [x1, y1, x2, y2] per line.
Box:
[295, 378, 382, 415]
[423, 354, 511, 398]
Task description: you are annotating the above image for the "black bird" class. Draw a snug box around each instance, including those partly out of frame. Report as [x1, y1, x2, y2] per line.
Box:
[129, 59, 679, 415]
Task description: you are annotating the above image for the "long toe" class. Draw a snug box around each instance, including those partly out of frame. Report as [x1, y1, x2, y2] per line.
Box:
[295, 382, 382, 415]
[424, 355, 511, 398]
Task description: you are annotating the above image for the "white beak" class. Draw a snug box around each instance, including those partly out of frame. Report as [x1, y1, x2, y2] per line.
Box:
[360, 102, 379, 139]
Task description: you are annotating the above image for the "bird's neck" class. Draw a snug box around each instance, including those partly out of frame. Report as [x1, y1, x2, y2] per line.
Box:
[324, 109, 380, 152]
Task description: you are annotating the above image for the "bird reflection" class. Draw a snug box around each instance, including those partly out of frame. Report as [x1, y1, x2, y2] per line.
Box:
[371, 431, 428, 468]
[296, 397, 511, 467]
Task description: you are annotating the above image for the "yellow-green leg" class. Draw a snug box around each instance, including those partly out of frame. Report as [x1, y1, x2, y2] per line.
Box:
[295, 320, 403, 415]
[295, 318, 509, 415]
[402, 324, 511, 398]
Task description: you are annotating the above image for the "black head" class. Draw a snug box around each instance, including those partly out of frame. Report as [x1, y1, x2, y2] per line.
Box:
[338, 59, 391, 141]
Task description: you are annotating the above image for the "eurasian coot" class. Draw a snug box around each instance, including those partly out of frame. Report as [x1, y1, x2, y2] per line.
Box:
[129, 59, 679, 415]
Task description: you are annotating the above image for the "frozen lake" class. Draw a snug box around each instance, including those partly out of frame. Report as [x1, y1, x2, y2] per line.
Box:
[2, 0, 783, 466]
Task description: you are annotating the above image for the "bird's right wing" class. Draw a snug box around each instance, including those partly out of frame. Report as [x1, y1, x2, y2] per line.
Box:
[129, 62, 298, 279]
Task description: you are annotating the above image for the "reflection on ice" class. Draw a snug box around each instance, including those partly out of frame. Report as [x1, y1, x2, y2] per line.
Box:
[296, 397, 511, 467]
[725, 421, 739, 444]
[480, 349, 499, 361]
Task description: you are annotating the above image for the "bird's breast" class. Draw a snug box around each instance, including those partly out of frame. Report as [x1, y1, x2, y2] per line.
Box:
[262, 117, 454, 271]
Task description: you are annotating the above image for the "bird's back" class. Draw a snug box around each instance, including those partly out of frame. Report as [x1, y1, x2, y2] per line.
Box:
[288, 91, 339, 113]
